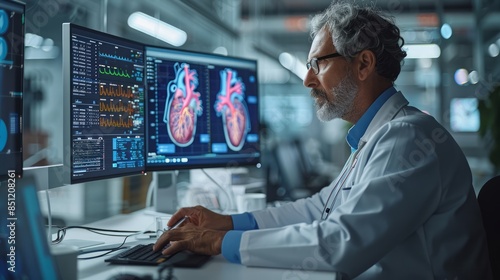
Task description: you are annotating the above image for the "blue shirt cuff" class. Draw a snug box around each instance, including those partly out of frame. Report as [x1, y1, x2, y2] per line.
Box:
[222, 230, 244, 264]
[231, 212, 259, 230]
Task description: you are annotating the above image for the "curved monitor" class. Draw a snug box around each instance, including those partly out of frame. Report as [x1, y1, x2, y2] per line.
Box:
[145, 46, 260, 171]
[62, 24, 146, 184]
[0, 0, 24, 181]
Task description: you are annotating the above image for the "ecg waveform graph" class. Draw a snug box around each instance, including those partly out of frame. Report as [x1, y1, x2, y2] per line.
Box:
[99, 66, 131, 78]
[100, 100, 135, 115]
[100, 116, 134, 128]
[99, 84, 135, 98]
[99, 52, 133, 63]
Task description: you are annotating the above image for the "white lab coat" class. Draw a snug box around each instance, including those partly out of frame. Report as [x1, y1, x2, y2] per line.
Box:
[242, 92, 492, 279]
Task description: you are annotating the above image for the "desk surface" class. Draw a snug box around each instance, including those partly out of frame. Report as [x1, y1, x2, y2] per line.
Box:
[68, 210, 336, 280]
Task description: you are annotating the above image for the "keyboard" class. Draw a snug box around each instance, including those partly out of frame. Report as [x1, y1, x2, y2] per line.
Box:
[105, 243, 211, 267]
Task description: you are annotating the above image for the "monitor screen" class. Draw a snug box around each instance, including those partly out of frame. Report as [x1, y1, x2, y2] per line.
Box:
[0, 0, 24, 181]
[145, 46, 260, 171]
[62, 24, 146, 184]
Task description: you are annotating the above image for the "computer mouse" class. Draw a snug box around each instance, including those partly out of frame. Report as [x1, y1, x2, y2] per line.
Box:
[107, 273, 153, 280]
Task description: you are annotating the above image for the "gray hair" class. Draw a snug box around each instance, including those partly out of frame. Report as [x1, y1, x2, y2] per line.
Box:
[310, 1, 407, 81]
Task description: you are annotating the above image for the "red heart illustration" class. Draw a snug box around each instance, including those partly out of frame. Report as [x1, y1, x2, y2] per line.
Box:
[168, 89, 195, 145]
[215, 69, 250, 151]
[166, 63, 202, 147]
[225, 99, 247, 148]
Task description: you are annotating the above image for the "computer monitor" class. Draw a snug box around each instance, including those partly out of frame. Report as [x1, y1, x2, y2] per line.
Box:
[0, 0, 24, 181]
[62, 23, 146, 184]
[145, 46, 260, 171]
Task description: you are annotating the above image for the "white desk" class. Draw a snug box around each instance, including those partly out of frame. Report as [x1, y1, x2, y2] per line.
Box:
[68, 210, 337, 280]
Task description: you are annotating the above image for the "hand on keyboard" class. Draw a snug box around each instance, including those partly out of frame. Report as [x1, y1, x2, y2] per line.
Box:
[166, 205, 233, 231]
[153, 223, 227, 256]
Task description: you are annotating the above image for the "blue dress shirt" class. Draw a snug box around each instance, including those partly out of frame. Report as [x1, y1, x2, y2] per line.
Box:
[346, 86, 397, 152]
[221, 212, 258, 263]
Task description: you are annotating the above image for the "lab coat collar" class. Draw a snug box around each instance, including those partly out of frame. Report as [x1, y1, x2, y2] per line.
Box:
[358, 91, 409, 149]
[346, 87, 397, 151]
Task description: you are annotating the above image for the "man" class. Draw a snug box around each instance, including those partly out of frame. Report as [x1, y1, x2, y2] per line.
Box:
[154, 1, 492, 279]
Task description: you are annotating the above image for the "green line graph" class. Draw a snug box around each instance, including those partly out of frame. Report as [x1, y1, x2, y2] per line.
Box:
[99, 66, 131, 78]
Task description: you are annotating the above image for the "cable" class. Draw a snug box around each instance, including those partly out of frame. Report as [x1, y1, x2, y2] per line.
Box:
[49, 225, 155, 260]
[51, 225, 150, 244]
[77, 233, 133, 260]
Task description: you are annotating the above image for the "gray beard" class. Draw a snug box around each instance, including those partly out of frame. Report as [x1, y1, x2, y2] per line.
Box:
[314, 72, 358, 122]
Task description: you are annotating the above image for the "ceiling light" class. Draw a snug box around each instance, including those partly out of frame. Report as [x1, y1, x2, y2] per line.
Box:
[278, 52, 294, 69]
[440, 23, 452, 39]
[213, 46, 228, 56]
[404, 44, 441, 59]
[454, 68, 468, 85]
[128, 12, 187, 47]
[488, 43, 499, 57]
[278, 52, 307, 80]
[468, 70, 479, 84]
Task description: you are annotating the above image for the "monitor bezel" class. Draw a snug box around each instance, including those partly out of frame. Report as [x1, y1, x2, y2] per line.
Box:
[144, 45, 261, 172]
[0, 0, 25, 181]
[62, 23, 147, 184]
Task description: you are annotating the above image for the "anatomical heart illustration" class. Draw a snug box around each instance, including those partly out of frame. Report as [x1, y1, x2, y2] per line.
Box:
[214, 68, 250, 151]
[163, 62, 203, 147]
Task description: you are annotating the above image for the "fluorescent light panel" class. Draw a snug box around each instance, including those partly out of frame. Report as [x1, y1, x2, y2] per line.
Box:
[128, 12, 187, 47]
[404, 44, 441, 59]
[279, 52, 307, 80]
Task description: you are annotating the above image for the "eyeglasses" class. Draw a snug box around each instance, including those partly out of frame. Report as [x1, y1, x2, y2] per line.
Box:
[306, 52, 343, 75]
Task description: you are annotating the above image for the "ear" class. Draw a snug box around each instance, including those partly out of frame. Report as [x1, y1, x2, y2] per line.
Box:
[355, 50, 376, 81]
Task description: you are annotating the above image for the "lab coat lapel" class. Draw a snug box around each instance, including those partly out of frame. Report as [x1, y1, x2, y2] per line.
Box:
[359, 91, 409, 147]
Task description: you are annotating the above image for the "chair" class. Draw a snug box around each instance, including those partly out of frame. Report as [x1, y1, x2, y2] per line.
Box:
[266, 140, 312, 201]
[264, 139, 332, 202]
[477, 176, 500, 279]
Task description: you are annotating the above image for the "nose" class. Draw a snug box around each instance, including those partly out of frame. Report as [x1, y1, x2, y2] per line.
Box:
[303, 68, 317, 88]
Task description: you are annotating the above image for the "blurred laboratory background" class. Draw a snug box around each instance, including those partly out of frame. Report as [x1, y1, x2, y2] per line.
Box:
[21, 0, 500, 225]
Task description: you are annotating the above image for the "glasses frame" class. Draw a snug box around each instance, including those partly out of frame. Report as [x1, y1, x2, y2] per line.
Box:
[306, 52, 343, 75]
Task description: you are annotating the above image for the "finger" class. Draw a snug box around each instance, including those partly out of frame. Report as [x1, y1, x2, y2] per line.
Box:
[167, 209, 188, 227]
[167, 207, 196, 227]
[162, 241, 187, 256]
[153, 238, 166, 252]
[153, 231, 173, 251]
[153, 224, 190, 251]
